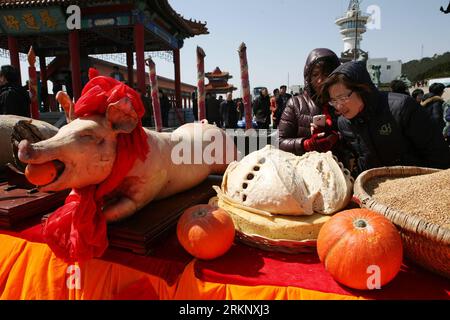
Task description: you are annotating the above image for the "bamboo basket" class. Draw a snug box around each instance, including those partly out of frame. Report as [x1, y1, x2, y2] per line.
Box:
[353, 166, 450, 279]
[208, 197, 323, 254]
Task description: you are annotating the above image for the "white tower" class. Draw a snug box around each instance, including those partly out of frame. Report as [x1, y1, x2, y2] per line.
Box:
[335, 0, 369, 60]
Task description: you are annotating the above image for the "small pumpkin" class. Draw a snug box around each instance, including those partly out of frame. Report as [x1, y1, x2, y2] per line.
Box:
[25, 162, 58, 186]
[177, 204, 235, 260]
[317, 208, 403, 290]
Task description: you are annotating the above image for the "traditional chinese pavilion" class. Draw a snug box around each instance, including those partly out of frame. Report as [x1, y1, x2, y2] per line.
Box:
[0, 0, 208, 110]
[205, 67, 237, 95]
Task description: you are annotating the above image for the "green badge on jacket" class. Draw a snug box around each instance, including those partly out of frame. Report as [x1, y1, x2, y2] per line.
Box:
[379, 123, 392, 136]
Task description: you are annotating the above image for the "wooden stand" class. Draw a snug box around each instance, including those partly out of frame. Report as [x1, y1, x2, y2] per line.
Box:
[0, 163, 69, 229]
[108, 175, 222, 255]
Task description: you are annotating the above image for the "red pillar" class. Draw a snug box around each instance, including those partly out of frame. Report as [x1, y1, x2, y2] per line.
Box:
[146, 58, 162, 132]
[174, 49, 181, 109]
[7, 36, 21, 84]
[126, 49, 134, 87]
[69, 30, 82, 101]
[39, 55, 49, 111]
[134, 23, 145, 94]
[28, 47, 39, 119]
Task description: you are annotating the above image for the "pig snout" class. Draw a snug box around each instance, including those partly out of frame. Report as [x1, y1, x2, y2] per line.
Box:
[18, 140, 33, 162]
[18, 139, 60, 164]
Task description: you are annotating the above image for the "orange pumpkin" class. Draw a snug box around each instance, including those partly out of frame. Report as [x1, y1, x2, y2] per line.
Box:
[25, 162, 58, 186]
[177, 204, 235, 260]
[317, 209, 403, 290]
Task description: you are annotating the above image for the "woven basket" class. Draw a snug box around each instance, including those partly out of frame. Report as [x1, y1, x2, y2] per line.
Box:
[208, 196, 325, 254]
[235, 231, 317, 254]
[353, 166, 450, 279]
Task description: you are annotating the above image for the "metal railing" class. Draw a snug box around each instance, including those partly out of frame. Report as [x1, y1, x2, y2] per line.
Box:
[0, 48, 173, 66]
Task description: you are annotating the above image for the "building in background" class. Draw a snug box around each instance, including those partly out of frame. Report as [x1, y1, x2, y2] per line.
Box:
[367, 58, 402, 85]
[336, 0, 403, 87]
[335, 0, 369, 62]
[205, 67, 237, 96]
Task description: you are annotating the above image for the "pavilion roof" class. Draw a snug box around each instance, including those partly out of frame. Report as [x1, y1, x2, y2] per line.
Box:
[205, 83, 237, 94]
[205, 67, 232, 79]
[0, 0, 208, 55]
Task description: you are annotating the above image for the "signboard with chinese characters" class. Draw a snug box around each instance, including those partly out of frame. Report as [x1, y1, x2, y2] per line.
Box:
[0, 7, 67, 35]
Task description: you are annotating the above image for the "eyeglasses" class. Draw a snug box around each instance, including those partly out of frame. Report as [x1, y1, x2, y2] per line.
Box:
[328, 91, 353, 107]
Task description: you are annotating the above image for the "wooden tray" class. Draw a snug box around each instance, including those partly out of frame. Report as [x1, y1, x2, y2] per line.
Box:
[235, 230, 317, 254]
[107, 175, 223, 255]
[0, 182, 69, 228]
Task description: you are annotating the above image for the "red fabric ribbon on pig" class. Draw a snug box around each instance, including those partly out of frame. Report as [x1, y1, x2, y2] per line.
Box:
[42, 73, 149, 262]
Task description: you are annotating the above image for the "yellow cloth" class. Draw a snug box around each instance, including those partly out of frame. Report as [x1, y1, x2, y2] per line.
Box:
[0, 234, 363, 300]
[0, 235, 175, 300]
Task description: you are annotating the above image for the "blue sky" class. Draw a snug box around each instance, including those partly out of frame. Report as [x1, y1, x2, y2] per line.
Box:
[162, 0, 450, 95]
[1, 0, 449, 95]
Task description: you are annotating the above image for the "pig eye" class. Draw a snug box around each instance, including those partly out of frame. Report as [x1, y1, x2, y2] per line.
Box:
[79, 133, 95, 141]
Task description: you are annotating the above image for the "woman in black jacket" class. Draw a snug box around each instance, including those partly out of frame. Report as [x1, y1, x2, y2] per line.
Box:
[278, 48, 342, 156]
[320, 61, 450, 175]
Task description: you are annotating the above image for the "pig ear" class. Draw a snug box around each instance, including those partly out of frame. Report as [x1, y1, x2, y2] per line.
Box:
[56, 91, 75, 123]
[106, 97, 139, 134]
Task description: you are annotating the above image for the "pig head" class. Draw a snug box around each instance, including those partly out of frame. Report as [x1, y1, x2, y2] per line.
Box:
[18, 95, 140, 193]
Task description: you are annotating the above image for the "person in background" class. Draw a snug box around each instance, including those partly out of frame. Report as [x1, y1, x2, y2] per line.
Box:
[420, 83, 446, 135]
[0, 65, 31, 117]
[390, 80, 410, 96]
[236, 98, 244, 120]
[320, 61, 450, 175]
[278, 48, 342, 157]
[270, 88, 280, 128]
[23, 80, 31, 98]
[411, 88, 424, 104]
[192, 91, 198, 121]
[218, 95, 224, 106]
[443, 98, 450, 146]
[110, 66, 125, 82]
[274, 85, 292, 129]
[220, 92, 238, 129]
[159, 89, 171, 128]
[252, 88, 271, 129]
[206, 93, 221, 127]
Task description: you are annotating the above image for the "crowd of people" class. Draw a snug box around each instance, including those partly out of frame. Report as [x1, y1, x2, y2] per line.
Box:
[202, 84, 296, 130]
[203, 92, 245, 129]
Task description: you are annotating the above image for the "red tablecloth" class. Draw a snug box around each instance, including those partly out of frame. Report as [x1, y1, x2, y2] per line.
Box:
[194, 243, 450, 300]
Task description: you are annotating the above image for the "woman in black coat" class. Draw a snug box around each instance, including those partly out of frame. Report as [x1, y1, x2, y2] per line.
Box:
[278, 48, 342, 156]
[320, 61, 450, 175]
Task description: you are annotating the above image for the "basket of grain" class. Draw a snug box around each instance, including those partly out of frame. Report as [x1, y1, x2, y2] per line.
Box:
[353, 166, 450, 279]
